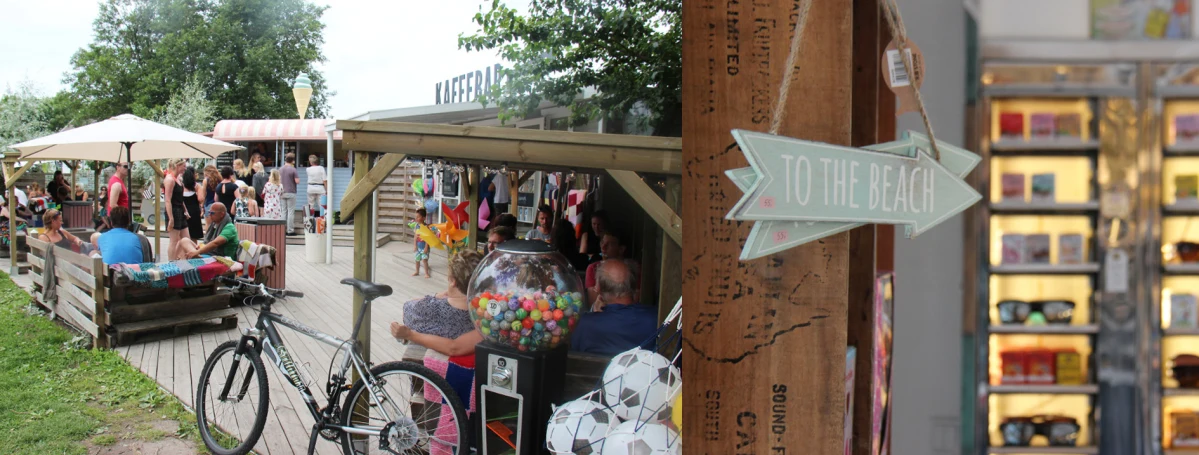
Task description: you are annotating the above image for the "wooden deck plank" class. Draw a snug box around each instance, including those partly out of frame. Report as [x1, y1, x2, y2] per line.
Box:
[1, 241, 446, 455]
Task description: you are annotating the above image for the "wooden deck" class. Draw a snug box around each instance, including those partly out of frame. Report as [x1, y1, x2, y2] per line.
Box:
[3, 239, 451, 455]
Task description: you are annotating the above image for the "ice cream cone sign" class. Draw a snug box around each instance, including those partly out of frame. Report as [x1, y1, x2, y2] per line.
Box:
[292, 72, 313, 119]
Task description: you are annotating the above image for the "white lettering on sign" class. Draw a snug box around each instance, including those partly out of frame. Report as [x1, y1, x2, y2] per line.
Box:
[779, 156, 935, 216]
[780, 154, 811, 206]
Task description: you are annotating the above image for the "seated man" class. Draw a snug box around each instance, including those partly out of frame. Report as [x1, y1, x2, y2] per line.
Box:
[585, 233, 639, 308]
[95, 206, 144, 265]
[173, 202, 239, 260]
[571, 259, 658, 357]
[485, 225, 516, 254]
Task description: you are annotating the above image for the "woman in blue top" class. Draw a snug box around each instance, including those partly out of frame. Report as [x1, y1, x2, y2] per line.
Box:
[96, 206, 144, 265]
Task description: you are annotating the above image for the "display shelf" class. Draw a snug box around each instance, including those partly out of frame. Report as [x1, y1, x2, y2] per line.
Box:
[1165, 449, 1199, 455]
[991, 139, 1100, 153]
[990, 201, 1100, 214]
[1164, 327, 1199, 336]
[986, 446, 1097, 454]
[1165, 264, 1199, 275]
[991, 263, 1101, 275]
[1163, 388, 1199, 397]
[988, 384, 1099, 394]
[1164, 203, 1199, 215]
[1166, 142, 1199, 156]
[990, 324, 1100, 335]
[983, 84, 1133, 99]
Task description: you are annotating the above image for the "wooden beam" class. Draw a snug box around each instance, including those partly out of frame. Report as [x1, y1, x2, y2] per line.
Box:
[341, 130, 682, 175]
[147, 161, 163, 261]
[606, 170, 681, 246]
[466, 165, 480, 250]
[338, 120, 682, 151]
[7, 184, 15, 275]
[339, 153, 406, 216]
[509, 171, 521, 216]
[5, 160, 38, 190]
[144, 160, 166, 179]
[681, 1, 853, 453]
[351, 151, 373, 364]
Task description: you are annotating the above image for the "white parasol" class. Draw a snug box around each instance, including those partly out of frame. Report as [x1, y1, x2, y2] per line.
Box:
[9, 113, 242, 162]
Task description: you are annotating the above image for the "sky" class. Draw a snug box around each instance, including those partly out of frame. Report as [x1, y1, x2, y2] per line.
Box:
[0, 0, 528, 119]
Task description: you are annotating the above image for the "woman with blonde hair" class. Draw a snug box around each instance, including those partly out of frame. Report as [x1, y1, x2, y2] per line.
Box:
[234, 186, 261, 219]
[164, 158, 189, 260]
[38, 209, 85, 250]
[262, 169, 284, 219]
[251, 161, 268, 206]
[233, 158, 253, 186]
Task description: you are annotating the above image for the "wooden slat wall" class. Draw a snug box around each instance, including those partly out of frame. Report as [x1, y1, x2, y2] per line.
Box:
[376, 162, 422, 243]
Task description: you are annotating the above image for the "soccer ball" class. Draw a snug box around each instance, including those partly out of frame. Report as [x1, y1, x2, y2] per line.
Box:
[600, 420, 680, 455]
[601, 348, 682, 423]
[546, 399, 618, 455]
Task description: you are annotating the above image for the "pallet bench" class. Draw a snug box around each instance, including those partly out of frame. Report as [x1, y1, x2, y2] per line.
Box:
[27, 236, 238, 349]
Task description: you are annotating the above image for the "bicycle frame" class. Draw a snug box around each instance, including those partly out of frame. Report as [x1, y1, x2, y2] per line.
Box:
[221, 295, 397, 439]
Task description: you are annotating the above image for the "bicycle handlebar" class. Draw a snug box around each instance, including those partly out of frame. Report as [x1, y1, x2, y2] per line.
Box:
[219, 276, 304, 299]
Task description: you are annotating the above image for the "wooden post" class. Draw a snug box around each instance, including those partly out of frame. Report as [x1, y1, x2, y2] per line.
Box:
[509, 171, 520, 216]
[466, 165, 480, 250]
[70, 161, 78, 200]
[91, 255, 108, 349]
[846, 1, 894, 453]
[93, 165, 101, 214]
[348, 150, 372, 452]
[658, 176, 682, 321]
[7, 182, 15, 275]
[681, 1, 853, 453]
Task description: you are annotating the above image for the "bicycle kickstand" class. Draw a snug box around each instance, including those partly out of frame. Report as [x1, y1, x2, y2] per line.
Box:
[307, 423, 321, 455]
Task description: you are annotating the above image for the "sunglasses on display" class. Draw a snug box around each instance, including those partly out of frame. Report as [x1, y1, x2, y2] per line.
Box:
[997, 300, 1075, 325]
[1000, 415, 1080, 447]
[1178, 241, 1199, 263]
[1173, 354, 1199, 388]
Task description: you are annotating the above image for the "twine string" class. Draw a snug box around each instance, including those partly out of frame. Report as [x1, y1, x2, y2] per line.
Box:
[879, 0, 941, 161]
[768, 0, 814, 136]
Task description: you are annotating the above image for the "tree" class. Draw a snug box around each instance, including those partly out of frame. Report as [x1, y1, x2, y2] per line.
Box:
[459, 0, 682, 137]
[154, 77, 217, 134]
[0, 82, 53, 153]
[64, 0, 333, 125]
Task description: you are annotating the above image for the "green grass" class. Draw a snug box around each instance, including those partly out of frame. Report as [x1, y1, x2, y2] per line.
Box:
[0, 271, 238, 454]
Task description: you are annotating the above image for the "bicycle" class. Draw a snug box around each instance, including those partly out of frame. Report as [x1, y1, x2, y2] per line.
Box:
[195, 276, 470, 455]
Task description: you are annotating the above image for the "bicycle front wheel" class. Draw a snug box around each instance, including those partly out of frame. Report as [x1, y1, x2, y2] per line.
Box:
[340, 361, 470, 455]
[195, 340, 270, 455]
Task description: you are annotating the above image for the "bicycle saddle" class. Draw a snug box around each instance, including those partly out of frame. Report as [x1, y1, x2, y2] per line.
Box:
[339, 278, 393, 299]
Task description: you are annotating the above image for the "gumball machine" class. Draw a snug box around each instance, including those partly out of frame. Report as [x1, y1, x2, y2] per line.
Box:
[468, 240, 584, 454]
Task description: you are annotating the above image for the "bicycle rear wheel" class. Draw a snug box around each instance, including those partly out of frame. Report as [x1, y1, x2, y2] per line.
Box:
[195, 340, 270, 455]
[339, 361, 470, 455]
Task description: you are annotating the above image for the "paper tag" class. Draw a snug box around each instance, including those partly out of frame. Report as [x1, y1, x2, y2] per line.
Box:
[880, 39, 925, 115]
[1105, 249, 1129, 293]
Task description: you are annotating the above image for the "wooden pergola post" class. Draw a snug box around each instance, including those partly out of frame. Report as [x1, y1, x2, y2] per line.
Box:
[681, 1, 856, 453]
[466, 165, 480, 250]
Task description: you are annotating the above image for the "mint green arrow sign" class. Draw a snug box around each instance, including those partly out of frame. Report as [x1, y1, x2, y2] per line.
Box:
[725, 130, 981, 260]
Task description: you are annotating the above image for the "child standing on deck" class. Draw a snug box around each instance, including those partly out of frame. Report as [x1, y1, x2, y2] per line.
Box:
[412, 208, 432, 278]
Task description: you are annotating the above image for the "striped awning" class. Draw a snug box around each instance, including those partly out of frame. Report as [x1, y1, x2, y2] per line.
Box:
[211, 119, 342, 142]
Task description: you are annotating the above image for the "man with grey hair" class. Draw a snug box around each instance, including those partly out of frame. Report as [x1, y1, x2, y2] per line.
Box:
[571, 258, 658, 356]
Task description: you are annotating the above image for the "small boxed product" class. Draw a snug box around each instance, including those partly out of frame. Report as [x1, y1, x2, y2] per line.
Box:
[1030, 113, 1055, 139]
[1055, 349, 1084, 385]
[1000, 112, 1025, 140]
[1174, 294, 1199, 329]
[1025, 234, 1051, 264]
[1178, 114, 1199, 142]
[1173, 411, 1199, 448]
[1001, 173, 1026, 202]
[1002, 234, 1026, 264]
[1026, 349, 1057, 385]
[1031, 173, 1056, 203]
[1055, 113, 1081, 139]
[1000, 350, 1027, 384]
[1059, 234, 1085, 264]
[1177, 175, 1199, 202]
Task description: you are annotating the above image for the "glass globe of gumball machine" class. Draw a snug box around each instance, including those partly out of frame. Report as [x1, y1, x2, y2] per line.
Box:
[468, 240, 582, 454]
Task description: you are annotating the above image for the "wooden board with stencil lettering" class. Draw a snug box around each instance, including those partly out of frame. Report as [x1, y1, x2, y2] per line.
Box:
[681, 0, 852, 453]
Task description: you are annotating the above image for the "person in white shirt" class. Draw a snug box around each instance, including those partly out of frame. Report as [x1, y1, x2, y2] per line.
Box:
[13, 186, 28, 208]
[489, 171, 510, 214]
[305, 154, 327, 210]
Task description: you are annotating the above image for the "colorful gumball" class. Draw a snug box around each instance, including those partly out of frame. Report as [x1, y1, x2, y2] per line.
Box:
[546, 285, 557, 293]
[522, 300, 536, 312]
[551, 327, 562, 336]
[510, 321, 522, 331]
[553, 309, 564, 321]
[508, 299, 520, 310]
[504, 311, 515, 322]
[546, 320, 558, 331]
[542, 310, 553, 321]
[522, 318, 534, 330]
[531, 309, 542, 321]
[534, 322, 544, 332]
[516, 308, 528, 320]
